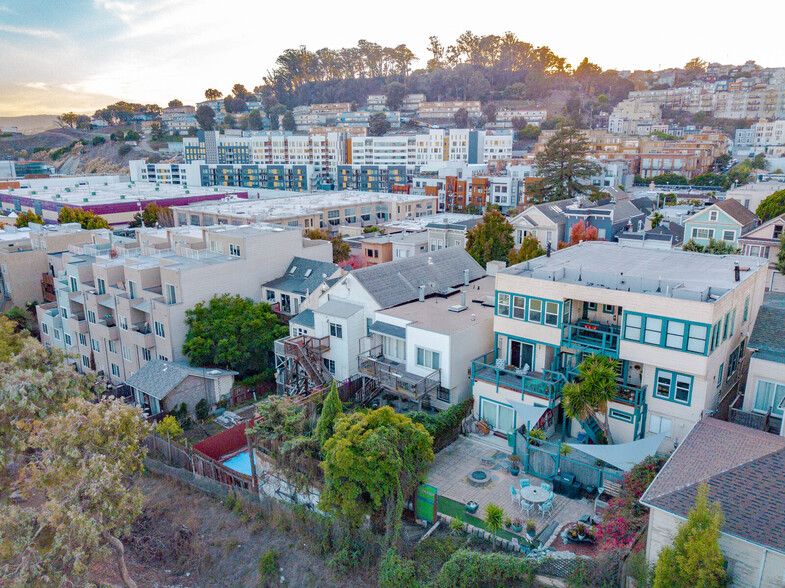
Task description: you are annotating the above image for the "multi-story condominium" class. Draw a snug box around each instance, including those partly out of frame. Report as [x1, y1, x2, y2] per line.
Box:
[0, 160, 54, 179]
[160, 105, 197, 134]
[128, 160, 201, 186]
[0, 223, 98, 308]
[733, 119, 785, 154]
[336, 111, 401, 128]
[723, 180, 785, 213]
[402, 94, 426, 113]
[495, 107, 548, 127]
[470, 241, 768, 449]
[1, 180, 247, 226]
[417, 101, 482, 120]
[683, 200, 759, 249]
[169, 191, 438, 231]
[335, 164, 415, 193]
[738, 213, 785, 292]
[36, 224, 332, 385]
[608, 100, 662, 135]
[275, 247, 486, 399]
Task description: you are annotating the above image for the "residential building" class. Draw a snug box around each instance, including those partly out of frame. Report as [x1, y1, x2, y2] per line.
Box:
[336, 110, 400, 128]
[734, 120, 785, 155]
[0, 180, 247, 226]
[402, 94, 426, 113]
[128, 160, 201, 186]
[0, 223, 98, 308]
[608, 100, 662, 135]
[417, 101, 482, 120]
[424, 214, 483, 251]
[262, 257, 343, 317]
[335, 164, 416, 193]
[641, 418, 785, 587]
[35, 223, 332, 384]
[126, 359, 236, 416]
[274, 247, 485, 399]
[360, 275, 497, 411]
[617, 222, 685, 250]
[170, 191, 438, 230]
[510, 198, 578, 250]
[683, 199, 759, 248]
[495, 106, 548, 127]
[471, 241, 768, 447]
[360, 232, 429, 266]
[0, 160, 55, 179]
[738, 213, 785, 291]
[723, 180, 785, 212]
[160, 105, 197, 134]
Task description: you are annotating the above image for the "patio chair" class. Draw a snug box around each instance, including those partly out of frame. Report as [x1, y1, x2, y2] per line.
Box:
[519, 499, 533, 515]
[510, 486, 520, 507]
[540, 482, 552, 492]
[519, 478, 531, 489]
[522, 363, 530, 375]
[539, 500, 553, 518]
[495, 358, 506, 369]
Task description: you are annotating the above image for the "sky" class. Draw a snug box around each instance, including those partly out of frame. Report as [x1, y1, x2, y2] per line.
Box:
[1, 0, 784, 117]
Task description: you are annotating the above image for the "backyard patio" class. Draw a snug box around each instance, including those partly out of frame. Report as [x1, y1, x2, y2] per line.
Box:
[426, 436, 599, 547]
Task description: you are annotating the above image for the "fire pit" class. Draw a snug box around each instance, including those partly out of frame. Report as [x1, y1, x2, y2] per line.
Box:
[467, 468, 492, 487]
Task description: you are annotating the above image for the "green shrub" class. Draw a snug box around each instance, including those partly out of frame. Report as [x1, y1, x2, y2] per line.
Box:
[408, 400, 471, 448]
[91, 136, 106, 146]
[195, 398, 209, 420]
[118, 144, 132, 156]
[378, 548, 419, 588]
[258, 549, 278, 585]
[432, 549, 536, 588]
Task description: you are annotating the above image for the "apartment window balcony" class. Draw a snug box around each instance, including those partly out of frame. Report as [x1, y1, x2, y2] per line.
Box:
[358, 345, 440, 400]
[471, 351, 563, 406]
[562, 320, 620, 357]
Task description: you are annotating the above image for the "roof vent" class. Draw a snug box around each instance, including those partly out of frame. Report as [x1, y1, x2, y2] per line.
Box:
[449, 304, 467, 313]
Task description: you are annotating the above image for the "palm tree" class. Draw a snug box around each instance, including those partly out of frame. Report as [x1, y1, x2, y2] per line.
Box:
[563, 354, 620, 444]
[484, 502, 505, 550]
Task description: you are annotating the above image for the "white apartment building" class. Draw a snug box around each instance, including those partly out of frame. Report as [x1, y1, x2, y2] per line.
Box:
[734, 120, 785, 155]
[608, 100, 662, 135]
[418, 101, 482, 119]
[471, 242, 768, 449]
[36, 224, 332, 385]
[496, 107, 548, 126]
[160, 106, 196, 134]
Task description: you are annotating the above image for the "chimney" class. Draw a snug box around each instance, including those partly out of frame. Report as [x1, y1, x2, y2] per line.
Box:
[419, 285, 425, 302]
[463, 268, 470, 286]
[486, 260, 507, 276]
[461, 290, 466, 306]
[734, 261, 740, 282]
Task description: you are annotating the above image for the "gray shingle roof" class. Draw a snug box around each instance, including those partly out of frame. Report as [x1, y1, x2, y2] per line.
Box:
[369, 320, 406, 339]
[749, 292, 785, 363]
[316, 299, 363, 318]
[263, 256, 340, 296]
[716, 199, 759, 227]
[533, 198, 579, 222]
[125, 360, 236, 401]
[641, 418, 785, 554]
[290, 309, 315, 329]
[350, 247, 485, 309]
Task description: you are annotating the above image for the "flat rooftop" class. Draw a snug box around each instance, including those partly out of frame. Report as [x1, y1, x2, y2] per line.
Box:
[172, 190, 435, 220]
[382, 213, 483, 231]
[503, 241, 767, 303]
[0, 181, 245, 206]
[377, 275, 496, 335]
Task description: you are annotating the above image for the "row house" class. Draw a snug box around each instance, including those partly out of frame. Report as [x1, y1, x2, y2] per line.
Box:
[470, 241, 768, 449]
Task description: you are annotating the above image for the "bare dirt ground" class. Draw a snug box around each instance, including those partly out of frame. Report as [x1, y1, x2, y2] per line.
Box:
[89, 473, 373, 588]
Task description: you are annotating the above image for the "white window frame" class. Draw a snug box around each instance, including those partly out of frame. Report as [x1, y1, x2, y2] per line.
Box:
[648, 415, 672, 437]
[154, 321, 165, 338]
[416, 347, 440, 370]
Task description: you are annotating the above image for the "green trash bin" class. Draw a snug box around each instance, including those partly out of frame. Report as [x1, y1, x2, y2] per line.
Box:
[506, 430, 516, 448]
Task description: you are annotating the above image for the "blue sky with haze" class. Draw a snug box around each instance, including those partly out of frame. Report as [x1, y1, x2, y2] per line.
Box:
[1, 0, 782, 116]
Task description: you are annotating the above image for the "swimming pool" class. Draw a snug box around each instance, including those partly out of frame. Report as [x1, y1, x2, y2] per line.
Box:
[221, 449, 254, 476]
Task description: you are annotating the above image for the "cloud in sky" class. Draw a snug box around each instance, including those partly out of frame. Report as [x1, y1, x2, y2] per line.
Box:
[1, 0, 784, 116]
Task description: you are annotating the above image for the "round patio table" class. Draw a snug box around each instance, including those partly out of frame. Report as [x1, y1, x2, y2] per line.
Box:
[520, 486, 550, 504]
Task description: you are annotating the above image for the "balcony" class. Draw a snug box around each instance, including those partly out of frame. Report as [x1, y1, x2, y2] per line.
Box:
[67, 311, 88, 333]
[612, 382, 647, 407]
[471, 351, 563, 407]
[358, 345, 440, 400]
[562, 320, 620, 357]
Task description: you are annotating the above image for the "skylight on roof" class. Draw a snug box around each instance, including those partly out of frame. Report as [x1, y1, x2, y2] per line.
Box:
[289, 266, 297, 274]
[304, 269, 312, 277]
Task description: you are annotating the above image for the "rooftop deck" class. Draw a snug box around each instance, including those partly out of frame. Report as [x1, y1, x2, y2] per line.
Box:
[358, 345, 440, 400]
[472, 351, 563, 407]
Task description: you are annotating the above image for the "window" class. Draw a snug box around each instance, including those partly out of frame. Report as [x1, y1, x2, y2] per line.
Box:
[64, 333, 72, 346]
[687, 324, 708, 353]
[110, 363, 120, 377]
[603, 304, 614, 314]
[481, 399, 515, 432]
[141, 348, 152, 361]
[497, 293, 510, 316]
[119, 316, 128, 330]
[42, 323, 49, 334]
[648, 415, 672, 437]
[266, 290, 276, 302]
[644, 317, 663, 345]
[743, 296, 750, 323]
[545, 302, 559, 326]
[165, 284, 177, 305]
[158, 354, 168, 361]
[654, 370, 692, 405]
[709, 210, 718, 221]
[416, 347, 440, 370]
[624, 314, 642, 341]
[512, 295, 526, 319]
[609, 409, 633, 423]
[329, 323, 342, 338]
[97, 277, 106, 295]
[60, 306, 68, 319]
[91, 338, 100, 352]
[69, 276, 79, 293]
[154, 321, 165, 338]
[108, 340, 117, 353]
[322, 358, 336, 374]
[587, 302, 598, 311]
[722, 230, 735, 242]
[437, 387, 450, 403]
[122, 345, 132, 361]
[82, 355, 90, 367]
[753, 380, 785, 415]
[722, 312, 730, 341]
[691, 227, 715, 240]
[729, 309, 736, 337]
[665, 321, 685, 349]
[229, 243, 241, 256]
[87, 310, 96, 324]
[528, 299, 542, 323]
[78, 333, 87, 346]
[382, 336, 405, 362]
[53, 329, 61, 341]
[710, 321, 722, 351]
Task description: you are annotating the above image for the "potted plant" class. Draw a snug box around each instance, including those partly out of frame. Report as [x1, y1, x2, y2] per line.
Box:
[575, 523, 586, 541]
[511, 518, 523, 534]
[465, 500, 479, 514]
[503, 516, 513, 530]
[509, 454, 521, 476]
[528, 428, 546, 447]
[585, 526, 596, 542]
[526, 520, 537, 539]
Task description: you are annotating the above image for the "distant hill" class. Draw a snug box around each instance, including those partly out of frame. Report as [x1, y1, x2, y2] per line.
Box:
[0, 115, 60, 135]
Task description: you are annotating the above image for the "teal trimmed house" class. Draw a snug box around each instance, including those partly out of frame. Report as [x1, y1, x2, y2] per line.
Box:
[683, 199, 759, 249]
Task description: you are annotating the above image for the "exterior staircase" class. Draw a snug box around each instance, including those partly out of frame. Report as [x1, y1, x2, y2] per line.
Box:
[579, 415, 604, 444]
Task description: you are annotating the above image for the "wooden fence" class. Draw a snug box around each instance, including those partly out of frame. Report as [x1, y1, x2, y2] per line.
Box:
[230, 380, 275, 407]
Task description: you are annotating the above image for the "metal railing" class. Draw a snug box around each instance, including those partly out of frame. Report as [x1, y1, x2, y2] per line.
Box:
[471, 351, 563, 406]
[562, 321, 620, 357]
[358, 345, 440, 400]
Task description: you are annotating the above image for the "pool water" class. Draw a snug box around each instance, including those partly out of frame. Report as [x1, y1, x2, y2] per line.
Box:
[222, 450, 253, 476]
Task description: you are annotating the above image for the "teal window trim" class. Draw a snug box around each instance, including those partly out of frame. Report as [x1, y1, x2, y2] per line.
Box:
[722, 312, 730, 341]
[609, 409, 634, 423]
[587, 302, 598, 311]
[603, 304, 614, 314]
[729, 309, 736, 337]
[478, 396, 517, 430]
[496, 292, 511, 317]
[743, 296, 750, 323]
[653, 368, 693, 406]
[494, 290, 562, 328]
[622, 312, 709, 356]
